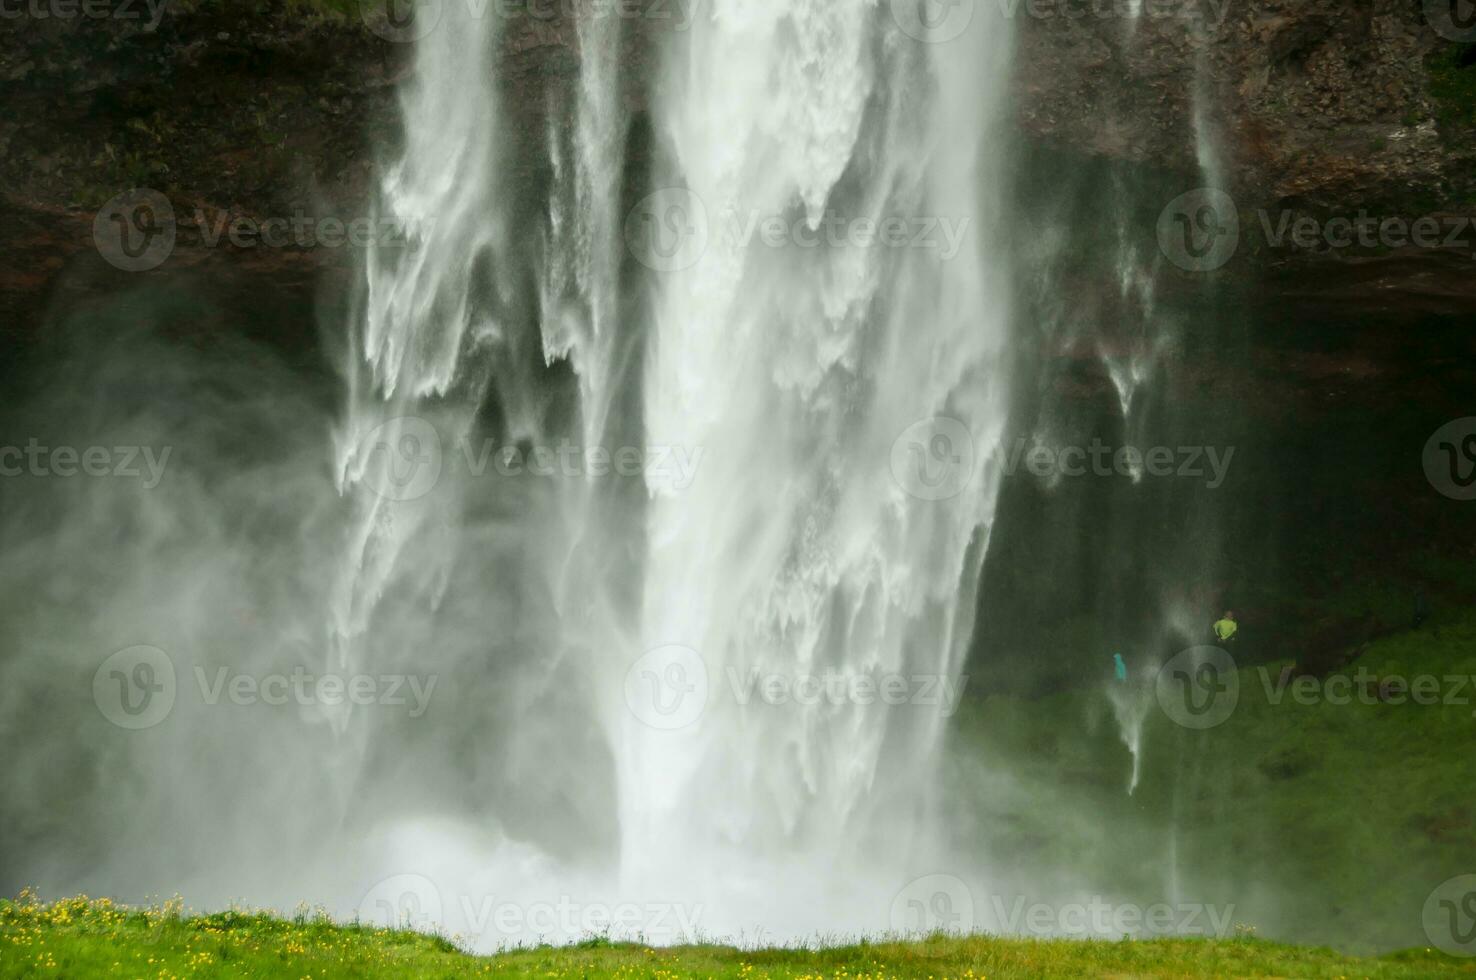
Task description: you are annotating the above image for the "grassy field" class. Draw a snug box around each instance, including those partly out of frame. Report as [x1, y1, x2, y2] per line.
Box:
[2, 894, 1474, 979]
[947, 608, 1476, 954]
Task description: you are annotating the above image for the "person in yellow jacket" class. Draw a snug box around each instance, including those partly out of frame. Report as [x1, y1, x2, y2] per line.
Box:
[1212, 610, 1238, 643]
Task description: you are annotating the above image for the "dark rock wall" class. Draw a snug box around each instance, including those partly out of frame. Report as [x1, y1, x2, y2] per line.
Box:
[2, 0, 1472, 691]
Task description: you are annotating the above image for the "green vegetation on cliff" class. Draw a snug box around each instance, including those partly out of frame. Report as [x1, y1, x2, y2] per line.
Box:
[950, 608, 1476, 954]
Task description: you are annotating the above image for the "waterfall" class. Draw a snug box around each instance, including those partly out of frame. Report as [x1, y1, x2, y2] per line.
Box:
[332, 0, 505, 714]
[329, 0, 1014, 943]
[620, 0, 1013, 916]
[1090, 5, 1229, 798]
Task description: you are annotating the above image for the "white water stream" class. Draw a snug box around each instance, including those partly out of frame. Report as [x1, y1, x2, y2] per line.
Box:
[332, 0, 1014, 945]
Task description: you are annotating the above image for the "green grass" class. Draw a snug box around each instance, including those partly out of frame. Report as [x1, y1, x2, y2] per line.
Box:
[949, 609, 1476, 954]
[2, 894, 1472, 978]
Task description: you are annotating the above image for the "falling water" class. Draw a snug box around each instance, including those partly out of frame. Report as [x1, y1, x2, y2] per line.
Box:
[332, 0, 506, 708]
[621, 0, 1012, 916]
[1106, 654, 1151, 795]
[329, 0, 1015, 942]
[0, 0, 1016, 947]
[1094, 5, 1228, 797]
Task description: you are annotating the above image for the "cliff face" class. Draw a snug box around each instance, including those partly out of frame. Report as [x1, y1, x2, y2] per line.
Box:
[3, 2, 1471, 688]
[1018, 0, 1476, 317]
[0, 1, 587, 331]
[2, 1, 1473, 325]
[1020, 0, 1471, 200]
[1, 3, 387, 334]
